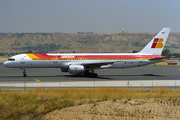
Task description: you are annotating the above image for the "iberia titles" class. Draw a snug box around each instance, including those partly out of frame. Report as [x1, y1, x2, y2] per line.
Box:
[61, 55, 75, 58]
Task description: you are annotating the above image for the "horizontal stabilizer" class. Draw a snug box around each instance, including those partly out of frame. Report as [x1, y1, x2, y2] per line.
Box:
[149, 57, 170, 60]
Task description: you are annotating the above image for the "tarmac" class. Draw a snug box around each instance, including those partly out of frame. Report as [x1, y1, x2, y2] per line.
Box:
[0, 63, 180, 90]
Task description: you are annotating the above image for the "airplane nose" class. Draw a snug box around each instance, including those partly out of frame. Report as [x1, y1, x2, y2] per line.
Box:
[3, 62, 9, 67]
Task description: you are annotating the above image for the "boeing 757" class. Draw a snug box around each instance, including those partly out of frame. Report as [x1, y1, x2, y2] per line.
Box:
[3, 28, 171, 77]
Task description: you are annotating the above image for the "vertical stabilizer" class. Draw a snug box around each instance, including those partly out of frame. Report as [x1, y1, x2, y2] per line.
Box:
[138, 28, 171, 55]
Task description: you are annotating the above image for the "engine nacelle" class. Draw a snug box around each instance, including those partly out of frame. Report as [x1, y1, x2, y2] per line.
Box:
[68, 65, 85, 74]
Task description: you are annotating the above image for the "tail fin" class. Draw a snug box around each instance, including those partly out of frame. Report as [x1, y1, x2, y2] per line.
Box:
[138, 28, 171, 55]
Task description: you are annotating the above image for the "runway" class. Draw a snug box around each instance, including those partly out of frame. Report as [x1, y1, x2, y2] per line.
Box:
[0, 63, 180, 90]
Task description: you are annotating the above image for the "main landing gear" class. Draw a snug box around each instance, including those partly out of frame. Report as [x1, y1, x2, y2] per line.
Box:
[84, 69, 98, 77]
[84, 72, 98, 77]
[21, 68, 27, 77]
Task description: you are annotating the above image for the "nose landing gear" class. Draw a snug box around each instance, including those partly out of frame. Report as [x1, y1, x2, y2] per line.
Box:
[21, 68, 27, 77]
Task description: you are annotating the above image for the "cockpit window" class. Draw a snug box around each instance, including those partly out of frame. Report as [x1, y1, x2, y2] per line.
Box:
[8, 58, 15, 61]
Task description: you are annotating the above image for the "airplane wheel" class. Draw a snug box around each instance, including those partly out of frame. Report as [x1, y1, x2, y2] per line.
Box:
[84, 71, 89, 76]
[92, 73, 98, 78]
[84, 72, 98, 77]
[23, 74, 27, 77]
[84, 72, 92, 77]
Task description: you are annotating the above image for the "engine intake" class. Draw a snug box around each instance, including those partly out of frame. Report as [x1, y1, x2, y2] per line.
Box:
[68, 65, 85, 74]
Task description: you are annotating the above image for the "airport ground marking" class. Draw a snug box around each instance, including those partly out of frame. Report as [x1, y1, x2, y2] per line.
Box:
[80, 81, 111, 87]
[58, 80, 111, 87]
[95, 82, 111, 87]
[35, 79, 41, 82]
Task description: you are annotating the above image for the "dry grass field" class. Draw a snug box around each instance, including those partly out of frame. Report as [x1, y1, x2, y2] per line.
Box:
[0, 56, 9, 63]
[1, 88, 180, 120]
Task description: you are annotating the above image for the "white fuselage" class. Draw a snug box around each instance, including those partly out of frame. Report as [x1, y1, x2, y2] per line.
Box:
[3, 53, 162, 69]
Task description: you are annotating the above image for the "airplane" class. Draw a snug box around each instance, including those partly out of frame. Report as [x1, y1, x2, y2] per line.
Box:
[3, 28, 171, 77]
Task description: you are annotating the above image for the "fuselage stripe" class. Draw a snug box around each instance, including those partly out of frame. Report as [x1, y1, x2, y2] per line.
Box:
[26, 53, 164, 61]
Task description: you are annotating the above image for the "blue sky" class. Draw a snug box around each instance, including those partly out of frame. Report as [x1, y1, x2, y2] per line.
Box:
[0, 0, 179, 33]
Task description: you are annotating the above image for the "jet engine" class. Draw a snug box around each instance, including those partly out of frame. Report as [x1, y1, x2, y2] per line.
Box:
[68, 65, 85, 74]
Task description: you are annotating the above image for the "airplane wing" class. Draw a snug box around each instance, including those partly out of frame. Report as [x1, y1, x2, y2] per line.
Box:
[82, 61, 115, 68]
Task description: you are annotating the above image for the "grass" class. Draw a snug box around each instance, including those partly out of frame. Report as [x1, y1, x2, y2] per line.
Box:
[1, 87, 180, 119]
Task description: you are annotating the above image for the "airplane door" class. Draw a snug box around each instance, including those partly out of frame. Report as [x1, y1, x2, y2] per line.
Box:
[20, 57, 25, 64]
[53, 56, 58, 64]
